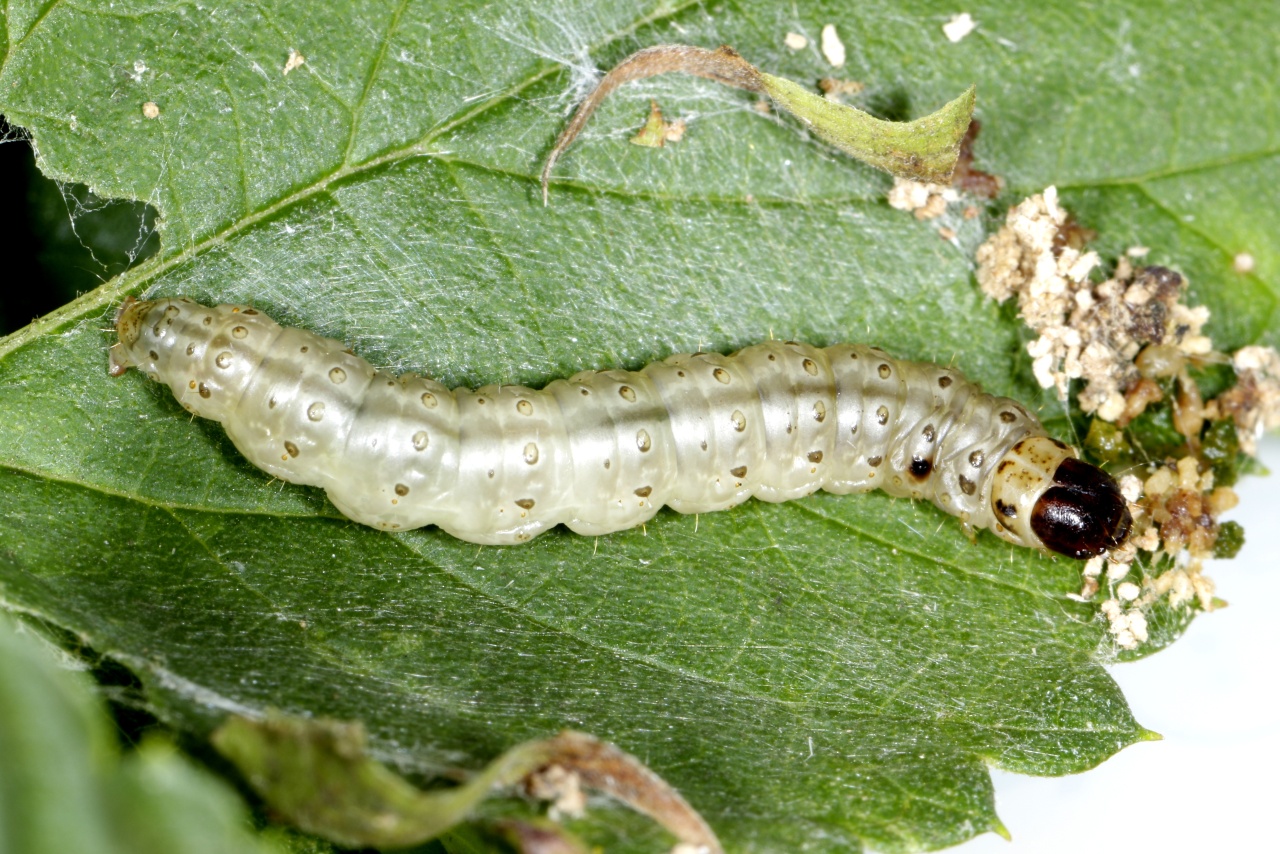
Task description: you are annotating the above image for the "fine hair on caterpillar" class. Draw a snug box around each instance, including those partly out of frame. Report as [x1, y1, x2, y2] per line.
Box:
[110, 297, 1132, 558]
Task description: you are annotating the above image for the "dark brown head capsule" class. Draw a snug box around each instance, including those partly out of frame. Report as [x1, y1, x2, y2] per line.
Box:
[1031, 458, 1132, 559]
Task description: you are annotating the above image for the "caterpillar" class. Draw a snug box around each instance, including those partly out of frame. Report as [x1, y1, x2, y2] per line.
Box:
[110, 297, 1131, 558]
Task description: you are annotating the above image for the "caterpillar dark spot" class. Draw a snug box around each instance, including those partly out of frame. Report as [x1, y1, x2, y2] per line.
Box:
[109, 298, 1131, 557]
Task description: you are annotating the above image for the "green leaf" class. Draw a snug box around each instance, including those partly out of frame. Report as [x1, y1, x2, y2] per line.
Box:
[0, 1, 1274, 851]
[0, 612, 279, 854]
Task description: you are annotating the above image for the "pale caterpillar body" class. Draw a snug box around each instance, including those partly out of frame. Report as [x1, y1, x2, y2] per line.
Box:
[111, 298, 1131, 558]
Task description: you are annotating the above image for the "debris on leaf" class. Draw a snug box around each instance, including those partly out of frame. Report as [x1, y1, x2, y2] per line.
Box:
[885, 121, 1002, 230]
[1219, 345, 1280, 455]
[943, 13, 978, 43]
[526, 764, 587, 820]
[820, 24, 846, 67]
[976, 187, 1273, 650]
[886, 177, 971, 242]
[888, 179, 959, 220]
[282, 49, 306, 75]
[630, 100, 686, 148]
[975, 187, 1211, 414]
[530, 730, 722, 853]
[818, 77, 865, 101]
[783, 32, 808, 51]
[1100, 597, 1149, 648]
[1151, 457, 1238, 553]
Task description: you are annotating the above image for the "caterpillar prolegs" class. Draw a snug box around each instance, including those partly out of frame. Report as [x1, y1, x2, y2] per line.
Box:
[110, 298, 1131, 558]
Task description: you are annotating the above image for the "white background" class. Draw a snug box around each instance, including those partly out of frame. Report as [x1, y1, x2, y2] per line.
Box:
[956, 434, 1279, 852]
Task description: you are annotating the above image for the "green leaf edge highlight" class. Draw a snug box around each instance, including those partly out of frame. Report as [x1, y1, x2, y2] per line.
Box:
[0, 612, 279, 854]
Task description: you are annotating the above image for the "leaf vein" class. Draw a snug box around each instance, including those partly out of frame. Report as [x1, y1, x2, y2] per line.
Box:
[343, 0, 413, 168]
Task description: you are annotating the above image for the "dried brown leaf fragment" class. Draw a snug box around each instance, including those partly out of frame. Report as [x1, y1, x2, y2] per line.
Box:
[214, 714, 722, 853]
[541, 44, 975, 203]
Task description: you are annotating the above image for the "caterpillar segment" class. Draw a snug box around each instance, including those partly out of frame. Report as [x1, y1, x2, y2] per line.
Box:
[111, 297, 1131, 557]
